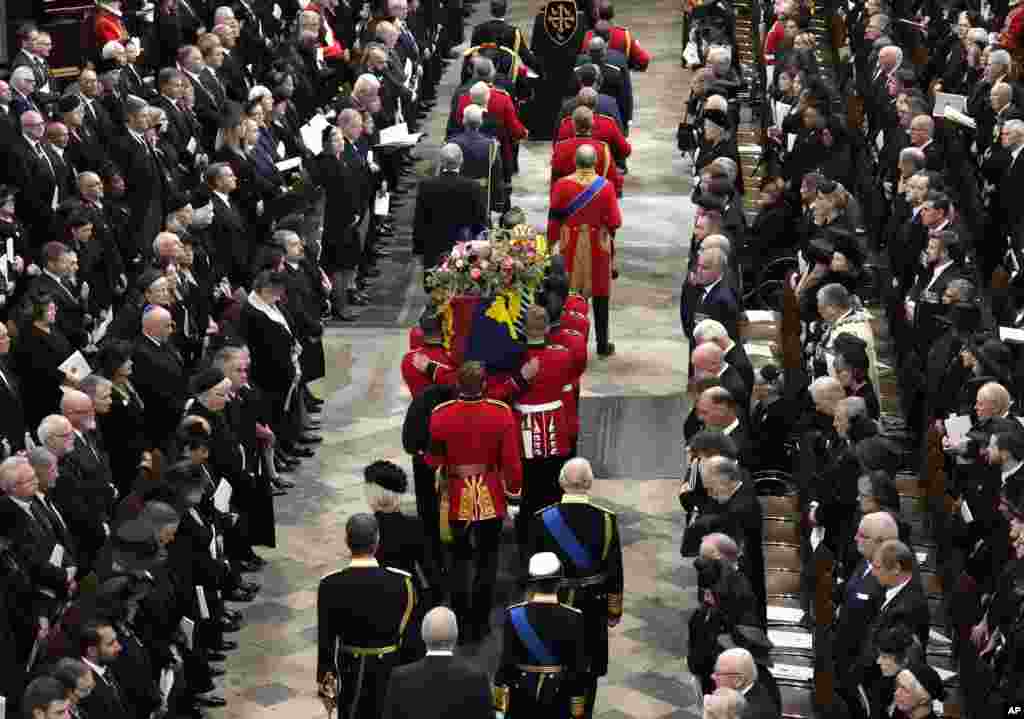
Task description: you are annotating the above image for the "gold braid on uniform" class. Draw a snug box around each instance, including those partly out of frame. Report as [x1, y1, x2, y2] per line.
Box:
[571, 694, 586, 718]
[493, 685, 510, 712]
[608, 593, 623, 618]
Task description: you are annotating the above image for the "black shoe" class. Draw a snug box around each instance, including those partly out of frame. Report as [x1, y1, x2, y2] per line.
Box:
[274, 458, 297, 473]
[597, 343, 616, 358]
[304, 422, 322, 431]
[219, 617, 243, 633]
[297, 433, 323, 445]
[362, 267, 382, 278]
[225, 589, 256, 603]
[193, 678, 216, 694]
[372, 248, 393, 259]
[270, 486, 287, 496]
[272, 477, 296, 489]
[194, 695, 227, 708]
[238, 580, 261, 593]
[209, 667, 226, 678]
[216, 639, 239, 651]
[275, 450, 300, 466]
[238, 557, 265, 572]
[207, 651, 228, 662]
[331, 310, 359, 322]
[224, 608, 243, 621]
[347, 290, 370, 306]
[288, 444, 315, 458]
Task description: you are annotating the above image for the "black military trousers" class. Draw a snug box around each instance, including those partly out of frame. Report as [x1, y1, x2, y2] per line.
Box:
[449, 517, 502, 638]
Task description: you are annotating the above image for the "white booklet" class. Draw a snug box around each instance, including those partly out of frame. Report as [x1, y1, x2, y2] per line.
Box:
[767, 629, 812, 650]
[744, 309, 776, 323]
[213, 479, 233, 513]
[49, 544, 64, 567]
[1000, 327, 1024, 343]
[929, 628, 953, 645]
[275, 157, 302, 172]
[58, 351, 92, 380]
[769, 663, 814, 682]
[767, 606, 805, 623]
[944, 415, 972, 445]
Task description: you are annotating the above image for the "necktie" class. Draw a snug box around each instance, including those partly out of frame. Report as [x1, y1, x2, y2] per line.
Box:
[36, 144, 55, 176]
[45, 496, 67, 533]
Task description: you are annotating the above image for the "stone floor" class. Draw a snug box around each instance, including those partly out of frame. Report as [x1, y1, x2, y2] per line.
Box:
[220, 1, 702, 717]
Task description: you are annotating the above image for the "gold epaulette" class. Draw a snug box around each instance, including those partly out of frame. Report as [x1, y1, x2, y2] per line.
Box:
[486, 398, 511, 409]
[608, 593, 623, 616]
[571, 695, 586, 718]
[431, 399, 457, 413]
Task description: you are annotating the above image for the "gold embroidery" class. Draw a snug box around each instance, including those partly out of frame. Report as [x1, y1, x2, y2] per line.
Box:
[493, 686, 509, 712]
[608, 593, 623, 617]
[569, 224, 593, 297]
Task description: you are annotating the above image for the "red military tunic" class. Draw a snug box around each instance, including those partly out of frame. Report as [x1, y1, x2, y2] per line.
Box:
[546, 327, 588, 443]
[561, 310, 591, 342]
[556, 114, 632, 162]
[418, 360, 530, 404]
[548, 170, 623, 299]
[95, 6, 129, 46]
[1002, 5, 1024, 51]
[408, 326, 424, 349]
[453, 88, 528, 166]
[581, 27, 651, 70]
[565, 294, 590, 318]
[427, 397, 523, 522]
[401, 343, 453, 397]
[551, 137, 623, 196]
[512, 342, 579, 459]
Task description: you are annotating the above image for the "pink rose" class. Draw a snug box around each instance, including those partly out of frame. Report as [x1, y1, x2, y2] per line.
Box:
[502, 257, 514, 270]
[470, 267, 482, 280]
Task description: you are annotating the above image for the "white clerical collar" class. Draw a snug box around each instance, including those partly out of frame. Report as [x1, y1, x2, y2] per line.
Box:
[426, 650, 454, 656]
[214, 190, 231, 205]
[881, 577, 911, 609]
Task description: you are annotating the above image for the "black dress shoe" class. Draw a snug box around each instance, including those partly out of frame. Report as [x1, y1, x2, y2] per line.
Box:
[304, 421, 323, 431]
[273, 476, 296, 489]
[362, 267, 382, 278]
[347, 291, 370, 307]
[286, 444, 315, 458]
[297, 433, 323, 445]
[218, 617, 243, 633]
[194, 695, 227, 708]
[274, 458, 297, 474]
[225, 589, 256, 602]
[224, 608, 243, 621]
[372, 248, 393, 258]
[216, 639, 239, 651]
[207, 651, 228, 662]
[597, 343, 616, 358]
[238, 557, 265, 572]
[209, 667, 226, 678]
[270, 486, 287, 496]
[238, 580, 261, 593]
[193, 678, 216, 694]
[278, 452, 301, 467]
[331, 310, 359, 322]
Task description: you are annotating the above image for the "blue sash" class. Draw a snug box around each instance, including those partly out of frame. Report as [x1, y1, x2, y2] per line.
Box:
[542, 507, 595, 571]
[509, 606, 557, 665]
[548, 176, 607, 222]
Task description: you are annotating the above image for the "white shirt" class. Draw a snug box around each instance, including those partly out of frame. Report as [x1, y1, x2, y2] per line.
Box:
[880, 577, 911, 611]
[722, 418, 740, 435]
[1002, 460, 1023, 487]
[82, 656, 107, 678]
[8, 495, 35, 520]
[924, 260, 954, 292]
[426, 650, 454, 656]
[701, 277, 721, 300]
[213, 190, 232, 206]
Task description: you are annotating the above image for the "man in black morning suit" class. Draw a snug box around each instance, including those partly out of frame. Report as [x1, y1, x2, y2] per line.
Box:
[834, 511, 895, 719]
[413, 143, 487, 273]
[132, 307, 188, 453]
[382, 607, 492, 719]
[206, 162, 250, 287]
[470, 0, 544, 75]
[317, 514, 417, 719]
[109, 96, 165, 265]
[528, 458, 624, 719]
[79, 618, 131, 719]
[494, 552, 588, 719]
[0, 456, 76, 621]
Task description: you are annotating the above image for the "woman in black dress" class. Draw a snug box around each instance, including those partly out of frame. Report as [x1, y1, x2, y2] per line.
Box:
[12, 293, 76, 433]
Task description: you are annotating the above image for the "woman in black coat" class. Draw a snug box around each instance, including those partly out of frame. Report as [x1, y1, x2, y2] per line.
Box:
[95, 341, 151, 496]
[13, 293, 76, 432]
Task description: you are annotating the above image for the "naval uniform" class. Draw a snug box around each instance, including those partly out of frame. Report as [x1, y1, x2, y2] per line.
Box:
[529, 494, 624, 717]
[494, 598, 588, 719]
[317, 558, 417, 719]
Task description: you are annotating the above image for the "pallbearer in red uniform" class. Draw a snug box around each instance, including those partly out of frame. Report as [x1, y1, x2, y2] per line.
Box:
[427, 362, 524, 643]
[555, 93, 632, 168]
[512, 306, 581, 576]
[581, 1, 652, 70]
[551, 108, 623, 197]
[402, 310, 455, 398]
[546, 300, 588, 456]
[548, 144, 622, 358]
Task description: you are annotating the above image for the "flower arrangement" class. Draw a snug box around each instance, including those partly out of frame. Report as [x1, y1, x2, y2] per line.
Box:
[426, 226, 550, 300]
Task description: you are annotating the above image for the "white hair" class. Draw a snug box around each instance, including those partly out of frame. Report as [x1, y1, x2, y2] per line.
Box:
[694, 318, 729, 344]
[0, 456, 30, 495]
[10, 66, 35, 85]
[248, 85, 272, 101]
[214, 5, 235, 23]
[36, 415, 69, 447]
